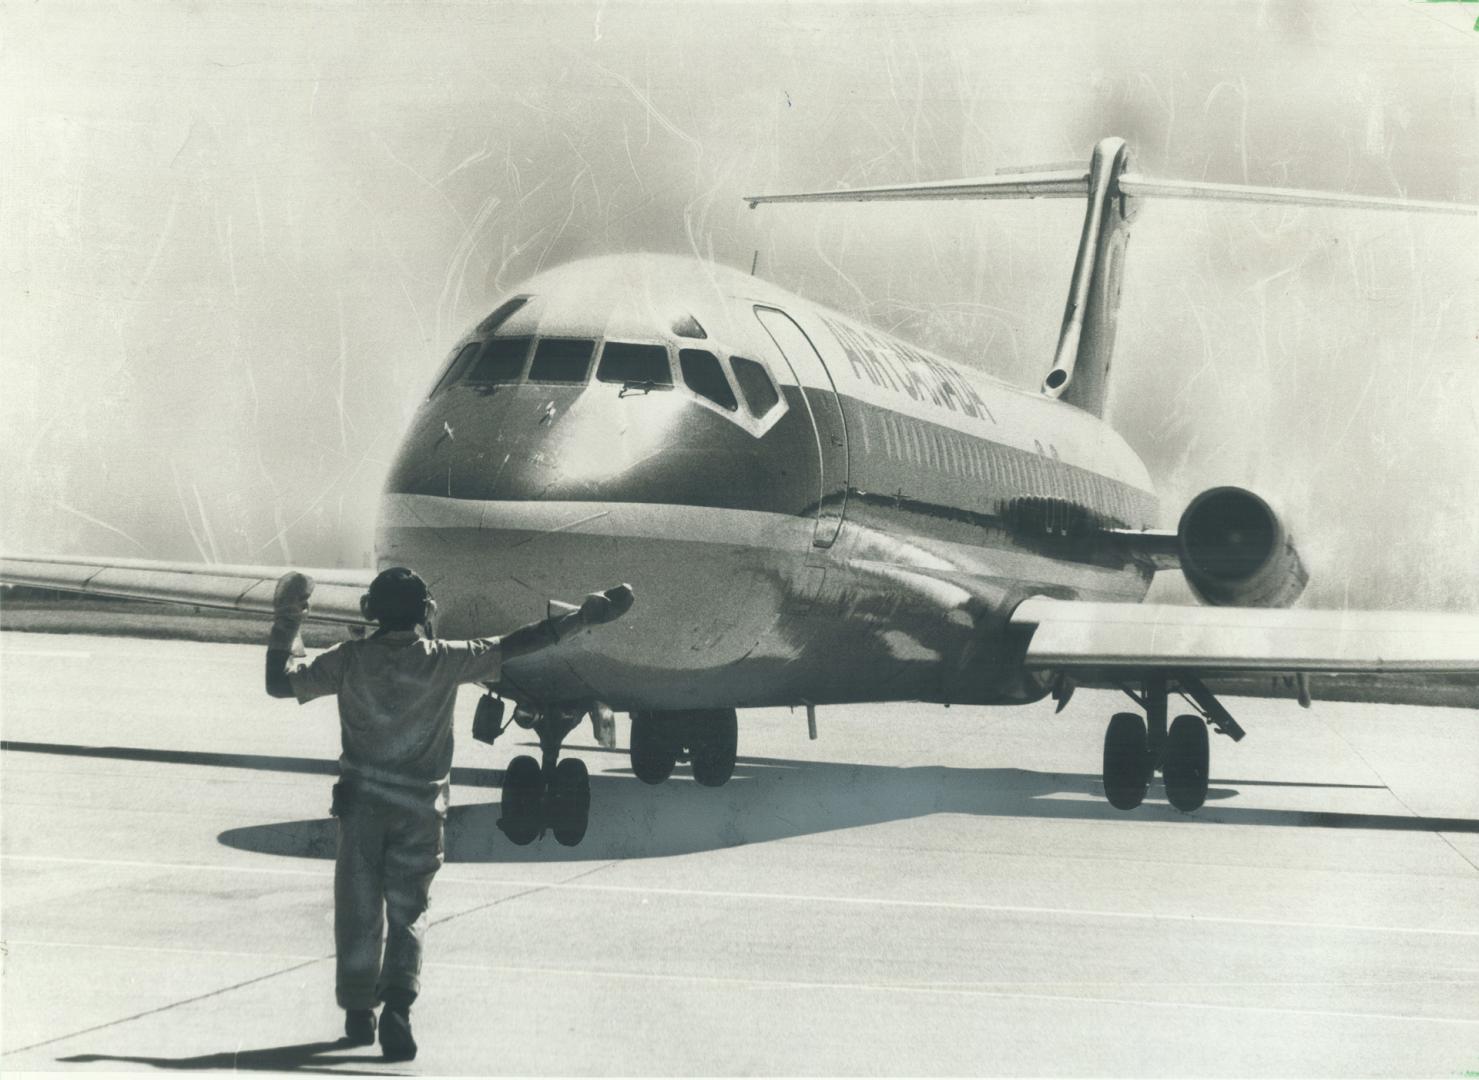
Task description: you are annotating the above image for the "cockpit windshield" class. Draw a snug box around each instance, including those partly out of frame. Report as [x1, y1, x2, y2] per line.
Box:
[466, 337, 531, 384]
[437, 325, 783, 431]
[597, 343, 672, 387]
[530, 338, 596, 383]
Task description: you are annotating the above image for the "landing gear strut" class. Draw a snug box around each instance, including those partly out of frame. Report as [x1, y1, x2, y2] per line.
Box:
[1099, 674, 1236, 813]
[497, 707, 592, 847]
[629, 709, 738, 787]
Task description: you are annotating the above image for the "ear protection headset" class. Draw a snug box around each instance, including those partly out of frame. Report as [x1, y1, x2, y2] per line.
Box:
[360, 567, 434, 628]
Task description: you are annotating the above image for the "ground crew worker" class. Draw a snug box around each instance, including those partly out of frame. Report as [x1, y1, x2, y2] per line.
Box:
[265, 566, 634, 1062]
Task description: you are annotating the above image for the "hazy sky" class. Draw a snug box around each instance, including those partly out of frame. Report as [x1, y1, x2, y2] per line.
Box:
[3, 1, 1476, 609]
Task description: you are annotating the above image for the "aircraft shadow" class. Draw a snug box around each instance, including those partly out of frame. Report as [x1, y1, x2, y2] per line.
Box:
[222, 741, 1475, 863]
[59, 1039, 402, 1075]
[5, 738, 1469, 865]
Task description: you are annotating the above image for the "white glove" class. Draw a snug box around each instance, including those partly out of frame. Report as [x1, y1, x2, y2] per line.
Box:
[269, 572, 314, 655]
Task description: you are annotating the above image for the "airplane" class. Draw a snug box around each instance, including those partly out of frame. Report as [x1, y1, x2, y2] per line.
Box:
[5, 136, 1477, 848]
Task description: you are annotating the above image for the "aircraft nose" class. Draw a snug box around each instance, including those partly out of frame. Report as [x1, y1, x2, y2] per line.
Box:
[385, 383, 549, 501]
[376, 381, 685, 634]
[377, 361, 818, 643]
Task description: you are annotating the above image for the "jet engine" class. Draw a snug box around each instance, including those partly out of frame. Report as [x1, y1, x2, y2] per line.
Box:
[1177, 486, 1308, 608]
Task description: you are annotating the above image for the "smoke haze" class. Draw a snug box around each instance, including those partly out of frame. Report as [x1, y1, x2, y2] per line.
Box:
[3, 1, 1475, 609]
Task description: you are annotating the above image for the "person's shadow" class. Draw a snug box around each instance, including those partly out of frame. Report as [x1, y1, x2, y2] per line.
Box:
[60, 1039, 404, 1074]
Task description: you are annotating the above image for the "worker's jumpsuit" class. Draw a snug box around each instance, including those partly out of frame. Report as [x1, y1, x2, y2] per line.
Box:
[287, 629, 501, 1010]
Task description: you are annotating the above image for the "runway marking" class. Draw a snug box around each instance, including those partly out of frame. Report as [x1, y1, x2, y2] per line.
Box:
[0, 648, 93, 659]
[1, 646, 257, 665]
[6, 938, 322, 963]
[5, 939, 1476, 1032]
[7, 852, 1479, 939]
[422, 959, 1479, 1027]
[10, 938, 1475, 991]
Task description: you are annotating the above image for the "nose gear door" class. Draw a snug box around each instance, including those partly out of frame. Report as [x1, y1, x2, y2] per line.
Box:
[754, 306, 850, 547]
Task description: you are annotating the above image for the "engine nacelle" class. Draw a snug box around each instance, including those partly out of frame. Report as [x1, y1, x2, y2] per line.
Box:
[1177, 486, 1308, 608]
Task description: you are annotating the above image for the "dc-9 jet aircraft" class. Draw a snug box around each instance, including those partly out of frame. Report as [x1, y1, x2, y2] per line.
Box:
[6, 137, 1477, 847]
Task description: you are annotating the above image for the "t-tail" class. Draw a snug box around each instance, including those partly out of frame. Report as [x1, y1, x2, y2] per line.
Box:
[746, 136, 1476, 420]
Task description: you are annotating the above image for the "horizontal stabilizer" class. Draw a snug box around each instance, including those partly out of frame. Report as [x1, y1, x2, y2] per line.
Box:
[1118, 174, 1478, 216]
[745, 167, 1476, 217]
[745, 170, 1088, 208]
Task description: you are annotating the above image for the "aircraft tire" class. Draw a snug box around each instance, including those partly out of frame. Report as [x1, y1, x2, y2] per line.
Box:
[630, 712, 678, 785]
[549, 758, 591, 847]
[1163, 714, 1210, 813]
[689, 708, 738, 788]
[498, 754, 544, 845]
[1103, 712, 1150, 810]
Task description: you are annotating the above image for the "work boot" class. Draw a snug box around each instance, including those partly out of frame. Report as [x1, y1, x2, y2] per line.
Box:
[379, 987, 417, 1062]
[343, 1009, 376, 1046]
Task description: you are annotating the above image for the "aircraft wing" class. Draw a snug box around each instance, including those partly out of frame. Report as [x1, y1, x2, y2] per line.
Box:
[1, 555, 374, 626]
[1011, 598, 1479, 708]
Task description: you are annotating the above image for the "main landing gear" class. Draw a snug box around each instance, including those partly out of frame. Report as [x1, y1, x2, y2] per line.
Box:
[629, 709, 738, 788]
[1101, 674, 1243, 813]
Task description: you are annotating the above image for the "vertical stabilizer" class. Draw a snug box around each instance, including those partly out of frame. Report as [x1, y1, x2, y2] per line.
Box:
[744, 137, 1473, 422]
[1041, 137, 1137, 418]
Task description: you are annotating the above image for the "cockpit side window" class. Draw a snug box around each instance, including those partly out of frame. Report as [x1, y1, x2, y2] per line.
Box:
[597, 342, 673, 386]
[430, 341, 482, 397]
[731, 356, 780, 416]
[465, 336, 531, 384]
[529, 338, 596, 383]
[679, 349, 738, 412]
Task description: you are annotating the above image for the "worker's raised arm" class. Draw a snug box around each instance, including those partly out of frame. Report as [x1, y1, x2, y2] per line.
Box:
[265, 572, 314, 699]
[500, 583, 635, 661]
[446, 584, 634, 686]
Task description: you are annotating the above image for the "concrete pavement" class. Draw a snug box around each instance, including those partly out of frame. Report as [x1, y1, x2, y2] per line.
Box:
[2, 630, 1477, 1075]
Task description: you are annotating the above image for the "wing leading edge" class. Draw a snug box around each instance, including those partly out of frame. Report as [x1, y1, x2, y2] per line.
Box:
[1011, 597, 1479, 708]
[1, 555, 374, 626]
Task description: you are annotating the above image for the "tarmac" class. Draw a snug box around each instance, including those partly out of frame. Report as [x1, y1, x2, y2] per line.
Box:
[2, 629, 1476, 1076]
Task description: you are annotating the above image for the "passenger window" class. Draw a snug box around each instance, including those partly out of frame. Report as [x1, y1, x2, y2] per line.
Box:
[597, 342, 672, 386]
[731, 356, 780, 416]
[530, 338, 596, 384]
[476, 296, 528, 334]
[466, 337, 531, 384]
[430, 341, 482, 396]
[679, 349, 737, 411]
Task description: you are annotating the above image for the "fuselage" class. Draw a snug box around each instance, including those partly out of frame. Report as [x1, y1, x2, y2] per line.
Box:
[377, 253, 1158, 711]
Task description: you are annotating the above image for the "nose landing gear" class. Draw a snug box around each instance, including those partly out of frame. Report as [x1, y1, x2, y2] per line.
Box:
[492, 703, 596, 847]
[1099, 674, 1237, 813]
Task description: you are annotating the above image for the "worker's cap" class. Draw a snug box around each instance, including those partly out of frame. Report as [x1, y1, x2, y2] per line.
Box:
[365, 566, 431, 626]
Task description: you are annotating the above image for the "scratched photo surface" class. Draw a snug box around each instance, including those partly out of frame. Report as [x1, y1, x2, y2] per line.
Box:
[3, 3, 1479, 1077]
[2, 0, 1475, 608]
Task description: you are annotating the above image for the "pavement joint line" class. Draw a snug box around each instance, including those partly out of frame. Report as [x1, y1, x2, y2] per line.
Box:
[0, 955, 330, 1058]
[0, 861, 621, 1059]
[7, 852, 1479, 938]
[1320, 712, 1479, 876]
